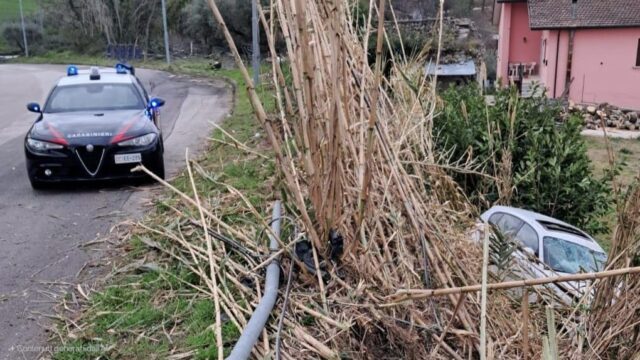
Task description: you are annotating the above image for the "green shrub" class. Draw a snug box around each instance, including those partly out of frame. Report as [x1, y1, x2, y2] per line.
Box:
[435, 85, 611, 234]
[1, 21, 42, 53]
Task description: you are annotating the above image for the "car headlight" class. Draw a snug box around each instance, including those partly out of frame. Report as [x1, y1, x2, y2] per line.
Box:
[27, 138, 64, 151]
[117, 133, 157, 147]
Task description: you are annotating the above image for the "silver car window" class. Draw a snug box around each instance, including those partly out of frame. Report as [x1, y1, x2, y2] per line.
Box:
[514, 223, 539, 254]
[543, 236, 607, 274]
[45, 83, 145, 113]
[488, 213, 503, 225]
[495, 214, 524, 240]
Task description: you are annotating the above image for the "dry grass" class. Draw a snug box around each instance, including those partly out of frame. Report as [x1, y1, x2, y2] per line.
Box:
[585, 135, 640, 186]
[195, 0, 554, 358]
[573, 177, 640, 358]
[177, 0, 640, 358]
[585, 135, 640, 250]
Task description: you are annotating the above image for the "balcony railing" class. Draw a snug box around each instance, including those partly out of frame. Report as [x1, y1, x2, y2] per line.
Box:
[508, 62, 538, 82]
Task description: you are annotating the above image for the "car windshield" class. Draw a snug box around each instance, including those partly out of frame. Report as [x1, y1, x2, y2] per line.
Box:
[45, 83, 145, 113]
[543, 236, 607, 274]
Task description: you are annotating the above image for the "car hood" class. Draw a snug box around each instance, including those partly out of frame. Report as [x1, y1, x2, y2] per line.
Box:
[29, 110, 156, 146]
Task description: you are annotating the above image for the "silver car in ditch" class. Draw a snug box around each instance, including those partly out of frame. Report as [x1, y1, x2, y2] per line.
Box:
[479, 206, 607, 303]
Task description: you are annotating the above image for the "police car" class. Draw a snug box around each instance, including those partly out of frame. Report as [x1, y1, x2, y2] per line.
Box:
[24, 64, 165, 189]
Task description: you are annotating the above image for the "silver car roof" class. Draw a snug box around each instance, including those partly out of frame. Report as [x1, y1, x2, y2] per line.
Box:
[480, 205, 605, 254]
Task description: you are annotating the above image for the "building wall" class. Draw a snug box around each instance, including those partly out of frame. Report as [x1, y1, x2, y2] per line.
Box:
[497, 2, 542, 85]
[569, 28, 640, 109]
[539, 30, 570, 98]
[508, 3, 542, 63]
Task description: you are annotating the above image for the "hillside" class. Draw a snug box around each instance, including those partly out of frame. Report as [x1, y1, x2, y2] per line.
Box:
[0, 0, 38, 52]
[0, 0, 37, 22]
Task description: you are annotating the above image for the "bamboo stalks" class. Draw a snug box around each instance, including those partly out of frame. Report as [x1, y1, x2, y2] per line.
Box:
[388, 266, 640, 301]
[522, 288, 529, 360]
[195, 0, 637, 358]
[480, 222, 490, 360]
[202, 0, 486, 356]
[355, 0, 386, 228]
[185, 150, 224, 360]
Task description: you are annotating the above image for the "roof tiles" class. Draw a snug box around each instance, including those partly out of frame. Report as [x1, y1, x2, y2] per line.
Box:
[527, 0, 640, 29]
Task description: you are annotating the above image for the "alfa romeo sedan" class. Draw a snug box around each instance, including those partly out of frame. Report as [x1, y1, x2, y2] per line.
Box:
[24, 64, 165, 189]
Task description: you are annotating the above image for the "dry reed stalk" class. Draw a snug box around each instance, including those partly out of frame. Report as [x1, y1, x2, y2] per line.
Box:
[185, 150, 224, 360]
[575, 177, 640, 359]
[195, 0, 604, 358]
[480, 221, 490, 360]
[132, 165, 253, 244]
[355, 0, 386, 228]
[209, 122, 269, 159]
[205, 0, 323, 255]
[521, 288, 529, 360]
[389, 266, 640, 301]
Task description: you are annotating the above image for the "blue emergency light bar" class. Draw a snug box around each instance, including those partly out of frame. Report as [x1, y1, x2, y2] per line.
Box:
[67, 65, 78, 76]
[115, 63, 135, 75]
[66, 63, 136, 77]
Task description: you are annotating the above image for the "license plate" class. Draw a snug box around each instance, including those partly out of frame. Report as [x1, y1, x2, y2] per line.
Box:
[115, 153, 142, 164]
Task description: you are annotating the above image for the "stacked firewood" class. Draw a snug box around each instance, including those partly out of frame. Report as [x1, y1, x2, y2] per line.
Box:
[569, 101, 640, 130]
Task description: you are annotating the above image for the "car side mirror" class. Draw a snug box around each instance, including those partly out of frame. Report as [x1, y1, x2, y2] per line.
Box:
[148, 97, 165, 109]
[27, 102, 42, 113]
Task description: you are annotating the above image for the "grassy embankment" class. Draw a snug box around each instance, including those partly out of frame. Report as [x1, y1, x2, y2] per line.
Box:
[0, 0, 38, 53]
[17, 54, 276, 359]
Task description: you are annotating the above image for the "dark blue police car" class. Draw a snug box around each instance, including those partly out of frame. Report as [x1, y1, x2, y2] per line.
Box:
[24, 64, 165, 189]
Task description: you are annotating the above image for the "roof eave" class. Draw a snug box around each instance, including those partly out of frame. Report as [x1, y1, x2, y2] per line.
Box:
[530, 24, 640, 30]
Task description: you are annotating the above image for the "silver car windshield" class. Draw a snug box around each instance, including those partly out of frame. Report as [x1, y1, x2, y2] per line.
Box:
[45, 83, 145, 113]
[543, 236, 607, 274]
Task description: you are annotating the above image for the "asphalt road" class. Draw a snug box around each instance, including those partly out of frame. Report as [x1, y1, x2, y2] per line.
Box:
[0, 64, 232, 358]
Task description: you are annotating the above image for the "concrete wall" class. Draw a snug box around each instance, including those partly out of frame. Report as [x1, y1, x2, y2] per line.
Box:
[569, 28, 640, 109]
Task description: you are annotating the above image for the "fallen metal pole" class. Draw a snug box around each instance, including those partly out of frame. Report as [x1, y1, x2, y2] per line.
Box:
[227, 201, 281, 360]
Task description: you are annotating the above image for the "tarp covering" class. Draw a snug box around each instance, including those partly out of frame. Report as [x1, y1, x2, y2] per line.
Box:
[426, 60, 476, 77]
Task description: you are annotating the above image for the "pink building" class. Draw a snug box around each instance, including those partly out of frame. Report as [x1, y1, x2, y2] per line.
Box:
[497, 0, 640, 109]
